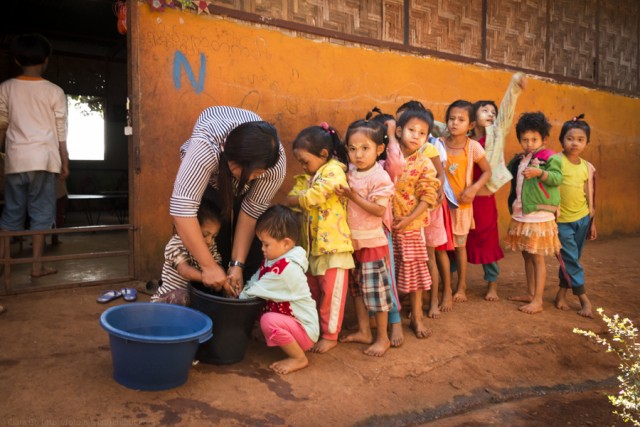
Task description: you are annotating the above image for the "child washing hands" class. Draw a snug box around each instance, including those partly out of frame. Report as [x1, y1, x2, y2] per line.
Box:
[239, 205, 319, 374]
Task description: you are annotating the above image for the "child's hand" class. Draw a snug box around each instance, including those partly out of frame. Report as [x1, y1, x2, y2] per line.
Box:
[222, 276, 242, 298]
[459, 186, 478, 205]
[514, 72, 527, 91]
[436, 187, 445, 205]
[588, 221, 597, 240]
[334, 184, 354, 200]
[393, 216, 411, 231]
[522, 167, 542, 180]
[384, 118, 397, 136]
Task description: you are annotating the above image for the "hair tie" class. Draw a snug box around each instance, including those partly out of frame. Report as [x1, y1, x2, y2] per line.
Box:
[572, 113, 585, 122]
[320, 121, 335, 134]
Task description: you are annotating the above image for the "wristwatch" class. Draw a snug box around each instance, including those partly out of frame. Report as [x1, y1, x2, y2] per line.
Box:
[228, 260, 246, 270]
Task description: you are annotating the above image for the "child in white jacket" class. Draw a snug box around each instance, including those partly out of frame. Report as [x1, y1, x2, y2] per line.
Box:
[240, 205, 319, 374]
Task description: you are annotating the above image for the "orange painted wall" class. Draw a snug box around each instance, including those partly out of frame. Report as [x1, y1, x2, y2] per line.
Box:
[132, 5, 640, 278]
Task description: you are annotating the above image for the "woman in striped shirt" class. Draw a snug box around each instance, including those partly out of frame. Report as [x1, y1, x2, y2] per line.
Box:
[170, 106, 286, 295]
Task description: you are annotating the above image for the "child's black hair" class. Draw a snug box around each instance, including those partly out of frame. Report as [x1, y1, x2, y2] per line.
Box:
[292, 123, 348, 165]
[396, 100, 426, 116]
[445, 99, 475, 123]
[10, 33, 52, 67]
[559, 113, 590, 144]
[515, 111, 552, 140]
[197, 198, 222, 226]
[397, 108, 434, 135]
[345, 107, 389, 161]
[255, 204, 301, 245]
[473, 100, 499, 118]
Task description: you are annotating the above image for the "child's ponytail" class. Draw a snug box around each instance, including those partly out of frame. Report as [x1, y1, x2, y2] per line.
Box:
[319, 122, 348, 165]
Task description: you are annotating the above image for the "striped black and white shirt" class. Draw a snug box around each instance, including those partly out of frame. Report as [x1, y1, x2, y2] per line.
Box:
[170, 106, 286, 219]
[152, 234, 223, 299]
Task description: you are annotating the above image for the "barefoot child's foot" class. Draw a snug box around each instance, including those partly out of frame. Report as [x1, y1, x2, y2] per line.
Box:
[339, 330, 373, 344]
[270, 356, 309, 374]
[364, 338, 390, 357]
[452, 289, 467, 303]
[410, 318, 432, 339]
[519, 301, 544, 314]
[554, 288, 571, 310]
[439, 294, 453, 312]
[311, 338, 338, 353]
[427, 306, 441, 319]
[577, 294, 594, 318]
[389, 323, 404, 347]
[484, 282, 499, 302]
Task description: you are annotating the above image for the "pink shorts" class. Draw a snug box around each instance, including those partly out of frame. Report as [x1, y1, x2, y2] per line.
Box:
[424, 205, 448, 247]
[260, 312, 315, 351]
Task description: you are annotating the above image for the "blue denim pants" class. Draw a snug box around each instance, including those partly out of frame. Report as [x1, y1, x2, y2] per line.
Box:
[557, 215, 591, 296]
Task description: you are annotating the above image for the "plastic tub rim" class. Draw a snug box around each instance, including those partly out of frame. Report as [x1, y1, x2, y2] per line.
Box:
[189, 282, 264, 306]
[100, 302, 213, 344]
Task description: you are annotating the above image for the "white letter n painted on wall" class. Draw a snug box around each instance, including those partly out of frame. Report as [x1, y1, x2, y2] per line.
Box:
[173, 51, 206, 94]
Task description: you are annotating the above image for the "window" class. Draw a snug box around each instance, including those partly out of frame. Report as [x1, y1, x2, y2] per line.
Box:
[67, 95, 105, 160]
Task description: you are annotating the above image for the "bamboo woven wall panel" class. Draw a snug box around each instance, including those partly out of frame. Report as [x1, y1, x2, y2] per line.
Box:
[408, 0, 483, 58]
[598, 0, 638, 92]
[383, 0, 404, 43]
[548, 0, 596, 81]
[486, 0, 546, 71]
[212, 0, 384, 38]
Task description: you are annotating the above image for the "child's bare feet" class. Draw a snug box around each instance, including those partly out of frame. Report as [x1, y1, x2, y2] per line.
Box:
[364, 338, 390, 357]
[270, 356, 308, 374]
[484, 282, 499, 301]
[339, 330, 373, 344]
[519, 301, 544, 314]
[578, 294, 594, 318]
[554, 288, 571, 310]
[439, 293, 453, 312]
[427, 306, 441, 319]
[389, 323, 404, 347]
[453, 289, 467, 303]
[410, 318, 432, 339]
[311, 338, 338, 353]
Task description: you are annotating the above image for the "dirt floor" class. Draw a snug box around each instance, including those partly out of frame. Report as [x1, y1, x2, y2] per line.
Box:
[1, 234, 638, 426]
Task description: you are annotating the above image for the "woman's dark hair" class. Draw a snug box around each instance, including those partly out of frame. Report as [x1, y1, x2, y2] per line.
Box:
[255, 204, 301, 245]
[559, 113, 590, 144]
[10, 33, 52, 66]
[473, 100, 499, 119]
[515, 111, 552, 140]
[197, 198, 222, 226]
[218, 121, 280, 220]
[292, 123, 348, 165]
[397, 108, 434, 135]
[445, 99, 475, 123]
[345, 108, 389, 161]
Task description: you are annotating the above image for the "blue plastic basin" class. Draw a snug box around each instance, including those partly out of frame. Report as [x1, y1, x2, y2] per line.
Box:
[100, 302, 212, 391]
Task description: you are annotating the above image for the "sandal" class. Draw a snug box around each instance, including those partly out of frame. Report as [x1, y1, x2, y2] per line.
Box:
[97, 289, 122, 304]
[121, 287, 138, 302]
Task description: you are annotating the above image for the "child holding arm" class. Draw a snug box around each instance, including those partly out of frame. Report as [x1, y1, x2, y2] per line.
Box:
[505, 112, 562, 314]
[286, 123, 354, 353]
[336, 118, 395, 356]
[443, 100, 491, 304]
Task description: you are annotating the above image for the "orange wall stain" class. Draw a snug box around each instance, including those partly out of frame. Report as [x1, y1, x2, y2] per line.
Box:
[133, 5, 640, 278]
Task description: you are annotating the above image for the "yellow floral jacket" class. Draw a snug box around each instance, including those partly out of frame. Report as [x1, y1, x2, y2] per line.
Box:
[289, 159, 353, 256]
[392, 151, 440, 231]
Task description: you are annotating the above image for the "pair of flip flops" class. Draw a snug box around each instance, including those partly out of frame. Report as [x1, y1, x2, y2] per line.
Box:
[97, 288, 137, 304]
